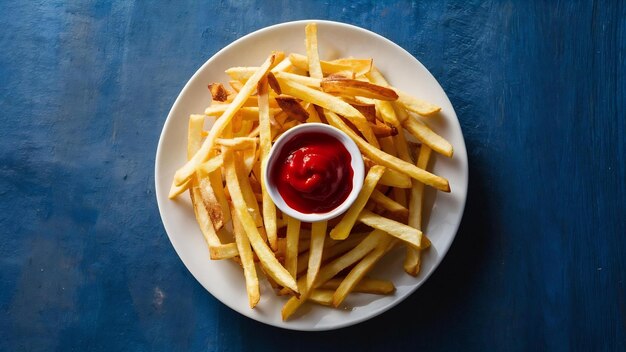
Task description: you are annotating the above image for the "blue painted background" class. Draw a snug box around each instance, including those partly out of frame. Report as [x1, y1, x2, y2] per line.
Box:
[1, 1, 624, 351]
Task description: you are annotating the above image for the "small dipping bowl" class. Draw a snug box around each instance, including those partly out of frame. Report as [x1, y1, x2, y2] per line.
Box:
[264, 123, 364, 223]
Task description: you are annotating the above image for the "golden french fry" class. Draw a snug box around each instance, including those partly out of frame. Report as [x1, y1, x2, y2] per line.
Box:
[329, 58, 373, 76]
[168, 115, 205, 199]
[281, 230, 383, 320]
[330, 165, 386, 240]
[275, 95, 309, 122]
[324, 110, 450, 192]
[308, 290, 334, 306]
[216, 137, 257, 150]
[258, 77, 278, 250]
[367, 66, 441, 116]
[404, 145, 432, 275]
[275, 78, 379, 147]
[285, 214, 301, 279]
[289, 53, 353, 76]
[208, 243, 239, 260]
[208, 165, 231, 226]
[357, 209, 426, 250]
[305, 23, 323, 79]
[321, 79, 398, 101]
[172, 54, 275, 189]
[223, 147, 298, 293]
[296, 233, 366, 275]
[271, 70, 321, 88]
[307, 221, 327, 289]
[208, 83, 229, 102]
[402, 114, 453, 158]
[319, 277, 395, 294]
[332, 235, 394, 306]
[370, 189, 409, 220]
[234, 154, 263, 228]
[229, 80, 243, 92]
[230, 202, 260, 308]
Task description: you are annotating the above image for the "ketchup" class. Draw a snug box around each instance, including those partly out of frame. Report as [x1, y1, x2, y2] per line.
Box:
[272, 132, 353, 214]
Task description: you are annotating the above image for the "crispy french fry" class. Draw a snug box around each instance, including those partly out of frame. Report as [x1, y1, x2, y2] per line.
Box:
[172, 54, 275, 189]
[208, 243, 239, 260]
[329, 58, 373, 76]
[307, 221, 327, 289]
[324, 110, 450, 192]
[168, 115, 205, 199]
[216, 137, 257, 150]
[296, 233, 365, 275]
[289, 53, 353, 76]
[208, 83, 229, 102]
[276, 78, 379, 147]
[404, 145, 432, 275]
[367, 66, 441, 116]
[258, 77, 278, 250]
[319, 277, 395, 294]
[223, 147, 298, 293]
[305, 23, 323, 79]
[308, 290, 334, 306]
[281, 230, 383, 320]
[234, 154, 263, 228]
[275, 95, 309, 122]
[305, 103, 322, 123]
[285, 214, 301, 279]
[208, 165, 231, 226]
[370, 189, 409, 220]
[272, 71, 320, 88]
[230, 203, 259, 308]
[332, 235, 394, 306]
[321, 79, 398, 101]
[402, 114, 453, 158]
[330, 165, 386, 240]
[358, 209, 426, 250]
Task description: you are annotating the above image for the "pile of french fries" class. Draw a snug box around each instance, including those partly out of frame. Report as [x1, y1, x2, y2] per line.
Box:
[168, 23, 453, 320]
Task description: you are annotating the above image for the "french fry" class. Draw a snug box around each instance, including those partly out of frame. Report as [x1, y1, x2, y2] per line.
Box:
[321, 78, 398, 101]
[223, 146, 298, 293]
[234, 155, 263, 228]
[330, 165, 386, 240]
[173, 54, 275, 189]
[230, 203, 260, 308]
[285, 214, 301, 279]
[367, 66, 441, 116]
[296, 233, 365, 275]
[208, 166, 231, 226]
[332, 235, 394, 306]
[216, 137, 257, 150]
[324, 110, 450, 192]
[305, 23, 323, 79]
[168, 114, 205, 199]
[281, 230, 383, 320]
[308, 290, 334, 306]
[275, 78, 379, 148]
[329, 58, 373, 76]
[275, 95, 309, 122]
[369, 189, 409, 220]
[357, 209, 426, 250]
[404, 145, 432, 275]
[208, 83, 229, 102]
[272, 71, 320, 88]
[258, 77, 278, 250]
[289, 53, 353, 76]
[307, 221, 327, 289]
[319, 277, 395, 294]
[402, 113, 453, 158]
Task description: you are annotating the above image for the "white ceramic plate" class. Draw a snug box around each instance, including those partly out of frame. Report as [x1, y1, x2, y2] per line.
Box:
[155, 20, 468, 331]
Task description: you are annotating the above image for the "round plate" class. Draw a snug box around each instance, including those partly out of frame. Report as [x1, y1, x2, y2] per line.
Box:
[155, 20, 468, 331]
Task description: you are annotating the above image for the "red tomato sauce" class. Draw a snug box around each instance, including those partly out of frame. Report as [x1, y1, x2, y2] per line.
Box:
[272, 132, 353, 214]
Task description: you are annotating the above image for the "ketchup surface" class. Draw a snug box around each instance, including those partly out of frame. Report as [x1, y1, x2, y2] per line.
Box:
[272, 132, 353, 214]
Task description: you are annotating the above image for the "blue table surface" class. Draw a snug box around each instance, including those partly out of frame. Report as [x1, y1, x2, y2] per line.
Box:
[1, 1, 625, 351]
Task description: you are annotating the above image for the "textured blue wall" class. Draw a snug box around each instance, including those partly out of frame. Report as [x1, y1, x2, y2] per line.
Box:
[0, 1, 624, 351]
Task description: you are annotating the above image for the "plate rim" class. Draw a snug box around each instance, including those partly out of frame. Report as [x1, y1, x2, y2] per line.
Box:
[155, 19, 469, 331]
